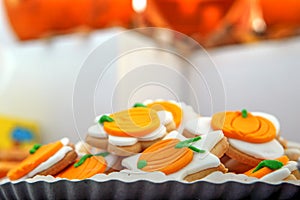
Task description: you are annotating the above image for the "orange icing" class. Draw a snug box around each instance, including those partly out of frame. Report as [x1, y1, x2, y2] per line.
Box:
[138, 139, 193, 175]
[147, 101, 182, 128]
[57, 156, 107, 180]
[211, 111, 276, 143]
[103, 107, 160, 137]
[7, 141, 63, 180]
[244, 156, 289, 178]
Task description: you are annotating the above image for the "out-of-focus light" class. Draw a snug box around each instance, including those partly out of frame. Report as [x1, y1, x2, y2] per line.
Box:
[252, 18, 267, 34]
[132, 0, 147, 13]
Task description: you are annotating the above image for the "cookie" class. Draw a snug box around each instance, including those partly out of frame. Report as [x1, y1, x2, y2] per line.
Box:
[0, 148, 29, 161]
[85, 107, 168, 156]
[7, 138, 77, 180]
[223, 158, 253, 173]
[122, 130, 228, 182]
[181, 117, 229, 158]
[284, 148, 300, 161]
[211, 110, 284, 167]
[75, 141, 122, 173]
[144, 99, 201, 131]
[57, 153, 108, 179]
[0, 161, 20, 178]
[244, 156, 300, 181]
[183, 117, 212, 138]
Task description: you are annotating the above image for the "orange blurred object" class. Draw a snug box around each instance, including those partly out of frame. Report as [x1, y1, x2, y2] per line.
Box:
[144, 0, 235, 37]
[3, 0, 133, 40]
[3, 0, 300, 45]
[260, 0, 300, 26]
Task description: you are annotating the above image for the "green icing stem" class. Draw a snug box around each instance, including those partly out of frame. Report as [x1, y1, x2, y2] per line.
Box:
[175, 136, 201, 148]
[252, 160, 284, 173]
[189, 146, 205, 153]
[95, 152, 110, 157]
[175, 136, 205, 153]
[74, 154, 93, 168]
[133, 103, 147, 108]
[241, 109, 248, 118]
[99, 115, 114, 124]
[74, 152, 110, 168]
[29, 144, 42, 154]
[137, 160, 147, 169]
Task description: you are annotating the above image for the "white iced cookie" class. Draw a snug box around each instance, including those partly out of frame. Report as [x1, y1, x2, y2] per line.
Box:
[211, 110, 284, 167]
[122, 130, 228, 182]
[85, 107, 169, 156]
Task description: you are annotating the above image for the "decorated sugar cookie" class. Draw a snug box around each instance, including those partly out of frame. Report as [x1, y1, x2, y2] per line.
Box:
[57, 153, 108, 179]
[85, 107, 170, 156]
[211, 109, 284, 167]
[122, 130, 228, 182]
[75, 141, 122, 173]
[144, 99, 200, 131]
[244, 156, 299, 181]
[7, 138, 77, 181]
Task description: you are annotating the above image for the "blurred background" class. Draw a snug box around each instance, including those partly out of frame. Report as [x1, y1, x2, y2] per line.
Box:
[0, 0, 300, 149]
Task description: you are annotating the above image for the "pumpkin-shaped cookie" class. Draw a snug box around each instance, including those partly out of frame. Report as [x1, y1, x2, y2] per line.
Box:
[211, 109, 276, 143]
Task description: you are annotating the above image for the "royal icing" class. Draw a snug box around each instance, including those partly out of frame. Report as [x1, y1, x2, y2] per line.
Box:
[229, 138, 284, 159]
[252, 112, 280, 135]
[184, 117, 212, 135]
[20, 140, 73, 179]
[88, 125, 107, 138]
[156, 111, 174, 125]
[122, 130, 224, 181]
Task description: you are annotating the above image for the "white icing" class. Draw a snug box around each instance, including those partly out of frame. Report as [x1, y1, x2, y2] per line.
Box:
[122, 130, 224, 181]
[229, 138, 284, 159]
[168, 153, 220, 181]
[108, 135, 138, 146]
[261, 168, 290, 182]
[143, 99, 154, 105]
[284, 161, 298, 172]
[164, 130, 224, 153]
[156, 111, 173, 125]
[193, 130, 224, 152]
[105, 153, 119, 171]
[164, 130, 186, 141]
[27, 146, 73, 178]
[138, 125, 166, 141]
[60, 138, 70, 146]
[184, 117, 212, 135]
[122, 150, 220, 181]
[252, 112, 280, 135]
[180, 102, 199, 124]
[88, 125, 107, 138]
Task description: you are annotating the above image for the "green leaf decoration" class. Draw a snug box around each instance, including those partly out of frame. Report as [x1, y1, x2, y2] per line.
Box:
[188, 146, 205, 153]
[133, 103, 147, 108]
[99, 115, 114, 124]
[137, 160, 147, 169]
[95, 152, 110, 157]
[241, 109, 248, 118]
[252, 160, 284, 173]
[175, 136, 205, 153]
[29, 144, 42, 154]
[74, 154, 93, 168]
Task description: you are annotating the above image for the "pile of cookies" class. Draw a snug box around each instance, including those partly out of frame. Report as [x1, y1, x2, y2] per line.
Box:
[4, 100, 300, 182]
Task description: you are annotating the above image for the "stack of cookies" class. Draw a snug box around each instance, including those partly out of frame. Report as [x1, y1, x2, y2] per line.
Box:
[3, 100, 300, 183]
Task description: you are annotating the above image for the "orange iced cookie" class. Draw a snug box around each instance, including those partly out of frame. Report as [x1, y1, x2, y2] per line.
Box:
[103, 107, 160, 137]
[86, 107, 169, 156]
[7, 138, 77, 180]
[211, 109, 276, 143]
[147, 101, 182, 128]
[138, 138, 194, 175]
[244, 156, 289, 178]
[57, 153, 107, 179]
